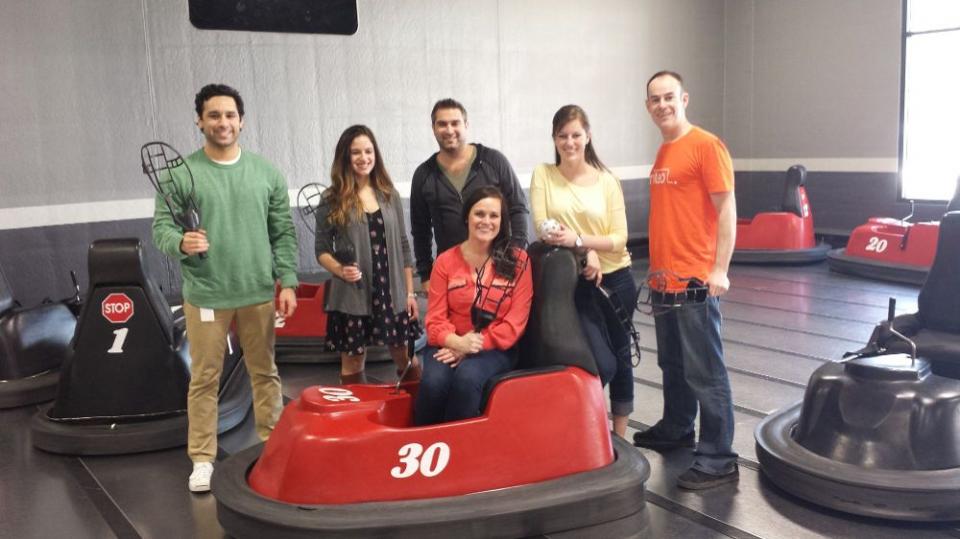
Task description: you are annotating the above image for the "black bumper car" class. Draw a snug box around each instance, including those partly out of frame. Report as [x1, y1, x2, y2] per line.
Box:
[213, 243, 651, 538]
[732, 165, 831, 264]
[756, 211, 960, 520]
[0, 266, 79, 409]
[31, 239, 252, 455]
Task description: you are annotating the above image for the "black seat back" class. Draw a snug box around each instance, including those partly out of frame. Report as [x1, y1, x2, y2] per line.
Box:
[86, 239, 175, 344]
[947, 176, 960, 213]
[516, 242, 598, 375]
[49, 239, 190, 420]
[780, 164, 807, 218]
[918, 211, 960, 333]
[0, 264, 14, 316]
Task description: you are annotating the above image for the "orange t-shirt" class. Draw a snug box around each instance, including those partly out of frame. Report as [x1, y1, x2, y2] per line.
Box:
[648, 126, 734, 290]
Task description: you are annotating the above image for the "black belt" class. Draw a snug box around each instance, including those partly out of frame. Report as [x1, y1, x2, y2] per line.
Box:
[650, 288, 708, 306]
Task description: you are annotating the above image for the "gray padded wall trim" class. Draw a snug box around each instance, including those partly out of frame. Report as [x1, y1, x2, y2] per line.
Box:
[11, 169, 953, 307]
[0, 220, 173, 307]
[735, 171, 949, 236]
[0, 182, 651, 306]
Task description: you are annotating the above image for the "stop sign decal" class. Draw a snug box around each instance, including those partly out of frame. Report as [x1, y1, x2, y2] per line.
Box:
[102, 293, 135, 324]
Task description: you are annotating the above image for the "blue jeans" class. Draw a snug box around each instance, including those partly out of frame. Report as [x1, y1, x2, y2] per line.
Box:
[575, 269, 637, 417]
[653, 296, 737, 474]
[413, 346, 514, 425]
[602, 268, 637, 417]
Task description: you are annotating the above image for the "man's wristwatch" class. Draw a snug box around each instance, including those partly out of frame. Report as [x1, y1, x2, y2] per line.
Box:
[574, 234, 583, 249]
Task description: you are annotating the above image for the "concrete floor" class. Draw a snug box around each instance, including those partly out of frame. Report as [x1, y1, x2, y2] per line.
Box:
[2, 260, 959, 538]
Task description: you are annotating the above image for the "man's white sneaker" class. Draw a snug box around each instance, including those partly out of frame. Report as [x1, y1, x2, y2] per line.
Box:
[189, 461, 214, 493]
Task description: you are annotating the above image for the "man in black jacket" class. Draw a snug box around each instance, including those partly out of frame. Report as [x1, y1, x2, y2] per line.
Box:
[410, 98, 528, 291]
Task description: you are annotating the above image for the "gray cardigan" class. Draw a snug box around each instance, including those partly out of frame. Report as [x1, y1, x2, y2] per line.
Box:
[314, 188, 414, 316]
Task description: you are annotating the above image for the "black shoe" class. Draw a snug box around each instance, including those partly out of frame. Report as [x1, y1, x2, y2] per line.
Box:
[632, 427, 695, 450]
[676, 466, 739, 490]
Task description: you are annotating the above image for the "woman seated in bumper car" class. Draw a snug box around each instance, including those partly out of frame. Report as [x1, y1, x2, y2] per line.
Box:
[414, 186, 533, 425]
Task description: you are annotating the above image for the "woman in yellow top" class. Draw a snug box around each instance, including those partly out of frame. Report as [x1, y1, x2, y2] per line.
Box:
[530, 104, 636, 437]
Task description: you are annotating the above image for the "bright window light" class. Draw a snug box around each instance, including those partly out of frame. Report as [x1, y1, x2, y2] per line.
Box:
[901, 0, 960, 201]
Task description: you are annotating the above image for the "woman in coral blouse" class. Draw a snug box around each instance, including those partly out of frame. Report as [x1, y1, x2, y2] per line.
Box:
[414, 186, 533, 425]
[530, 104, 636, 438]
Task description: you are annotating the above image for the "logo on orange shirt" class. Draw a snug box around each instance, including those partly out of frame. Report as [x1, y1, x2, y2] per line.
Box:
[650, 168, 674, 185]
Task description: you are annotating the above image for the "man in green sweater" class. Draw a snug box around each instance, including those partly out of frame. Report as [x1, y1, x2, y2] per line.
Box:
[152, 84, 299, 493]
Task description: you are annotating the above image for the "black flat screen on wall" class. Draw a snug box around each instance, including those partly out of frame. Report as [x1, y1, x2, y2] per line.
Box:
[189, 0, 358, 35]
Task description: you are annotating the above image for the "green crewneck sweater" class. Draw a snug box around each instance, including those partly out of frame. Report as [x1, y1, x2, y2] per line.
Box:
[152, 148, 299, 309]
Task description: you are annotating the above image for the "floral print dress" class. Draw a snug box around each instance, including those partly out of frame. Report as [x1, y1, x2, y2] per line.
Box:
[326, 209, 412, 355]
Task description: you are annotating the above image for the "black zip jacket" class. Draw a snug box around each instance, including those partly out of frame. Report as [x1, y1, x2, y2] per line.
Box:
[410, 143, 528, 282]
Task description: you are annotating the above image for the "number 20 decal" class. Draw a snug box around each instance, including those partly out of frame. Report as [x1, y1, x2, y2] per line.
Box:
[390, 442, 451, 478]
[865, 236, 888, 253]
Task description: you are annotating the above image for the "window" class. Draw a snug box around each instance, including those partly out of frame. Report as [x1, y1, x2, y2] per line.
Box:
[901, 0, 960, 201]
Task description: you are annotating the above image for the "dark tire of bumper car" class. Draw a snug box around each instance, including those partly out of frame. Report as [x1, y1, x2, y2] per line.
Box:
[214, 435, 652, 539]
[0, 369, 60, 409]
[732, 242, 831, 265]
[756, 402, 960, 521]
[31, 359, 251, 456]
[826, 248, 928, 286]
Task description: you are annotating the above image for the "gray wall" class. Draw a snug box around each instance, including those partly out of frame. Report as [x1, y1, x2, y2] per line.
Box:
[0, 0, 726, 305]
[723, 0, 902, 159]
[723, 1, 950, 232]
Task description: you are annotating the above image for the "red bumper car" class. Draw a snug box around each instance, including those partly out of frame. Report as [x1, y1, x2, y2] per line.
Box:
[213, 245, 651, 538]
[827, 176, 960, 285]
[275, 181, 414, 364]
[273, 280, 338, 363]
[273, 280, 424, 364]
[732, 165, 831, 264]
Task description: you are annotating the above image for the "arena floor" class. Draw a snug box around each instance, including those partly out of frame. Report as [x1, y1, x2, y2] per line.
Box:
[3, 260, 958, 539]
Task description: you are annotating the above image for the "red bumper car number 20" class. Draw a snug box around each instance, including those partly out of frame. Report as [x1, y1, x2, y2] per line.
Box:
[390, 442, 450, 479]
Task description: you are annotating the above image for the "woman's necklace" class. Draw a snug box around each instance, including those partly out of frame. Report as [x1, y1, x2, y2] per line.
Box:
[461, 244, 489, 276]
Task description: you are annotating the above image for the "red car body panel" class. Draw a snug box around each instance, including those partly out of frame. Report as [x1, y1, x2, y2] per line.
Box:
[736, 186, 817, 250]
[274, 282, 328, 338]
[248, 367, 613, 505]
[842, 219, 938, 268]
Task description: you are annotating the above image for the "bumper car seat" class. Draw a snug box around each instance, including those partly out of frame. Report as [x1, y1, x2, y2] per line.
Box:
[31, 238, 252, 455]
[0, 265, 78, 409]
[733, 164, 831, 264]
[756, 211, 960, 520]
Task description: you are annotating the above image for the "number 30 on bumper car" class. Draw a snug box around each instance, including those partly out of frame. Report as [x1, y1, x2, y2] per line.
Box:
[213, 245, 652, 538]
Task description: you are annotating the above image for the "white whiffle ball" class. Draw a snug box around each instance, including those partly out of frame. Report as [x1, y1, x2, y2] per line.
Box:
[537, 219, 561, 241]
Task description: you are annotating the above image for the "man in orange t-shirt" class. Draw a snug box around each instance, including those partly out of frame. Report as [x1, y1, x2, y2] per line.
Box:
[633, 70, 739, 490]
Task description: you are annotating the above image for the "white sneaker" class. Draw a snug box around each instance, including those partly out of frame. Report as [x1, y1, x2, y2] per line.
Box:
[188, 461, 214, 493]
